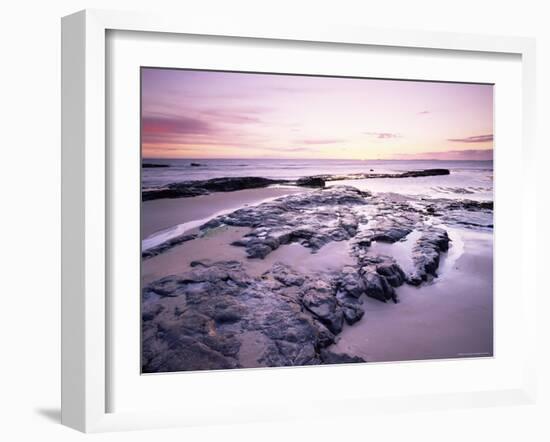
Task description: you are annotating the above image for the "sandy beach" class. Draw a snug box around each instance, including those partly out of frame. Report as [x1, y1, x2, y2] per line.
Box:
[138, 68, 494, 373]
[330, 227, 493, 362]
[142, 186, 305, 239]
[141, 179, 494, 372]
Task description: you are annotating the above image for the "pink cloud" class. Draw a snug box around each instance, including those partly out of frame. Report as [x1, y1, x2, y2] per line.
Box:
[141, 68, 493, 159]
[392, 149, 493, 161]
[364, 132, 401, 139]
[448, 134, 493, 143]
[297, 138, 345, 145]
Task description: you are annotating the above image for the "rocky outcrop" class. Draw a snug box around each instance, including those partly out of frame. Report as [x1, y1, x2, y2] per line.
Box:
[320, 349, 366, 364]
[142, 261, 364, 372]
[140, 186, 495, 372]
[422, 198, 493, 228]
[356, 255, 407, 303]
[142, 177, 285, 201]
[142, 185, 369, 261]
[141, 169, 451, 201]
[295, 176, 325, 188]
[219, 186, 368, 258]
[368, 227, 412, 244]
[142, 163, 169, 168]
[313, 168, 450, 182]
[409, 228, 450, 285]
[398, 168, 450, 177]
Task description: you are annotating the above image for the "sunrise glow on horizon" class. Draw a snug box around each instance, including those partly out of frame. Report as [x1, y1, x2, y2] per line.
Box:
[141, 68, 494, 160]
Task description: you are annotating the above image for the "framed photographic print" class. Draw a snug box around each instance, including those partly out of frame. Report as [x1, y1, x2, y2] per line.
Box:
[61, 9, 537, 432]
[139, 67, 495, 373]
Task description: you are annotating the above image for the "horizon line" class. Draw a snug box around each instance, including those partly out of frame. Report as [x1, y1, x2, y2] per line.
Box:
[142, 157, 494, 162]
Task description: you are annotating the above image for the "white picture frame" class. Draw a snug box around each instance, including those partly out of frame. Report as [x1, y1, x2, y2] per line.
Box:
[61, 9, 537, 433]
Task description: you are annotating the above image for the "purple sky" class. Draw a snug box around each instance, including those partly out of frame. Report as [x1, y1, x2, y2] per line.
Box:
[141, 68, 493, 160]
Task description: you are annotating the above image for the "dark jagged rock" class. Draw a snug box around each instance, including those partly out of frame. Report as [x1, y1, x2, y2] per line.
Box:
[143, 188, 456, 299]
[356, 255, 402, 302]
[269, 262, 305, 287]
[376, 263, 407, 287]
[409, 228, 451, 284]
[302, 280, 344, 334]
[142, 177, 285, 201]
[362, 271, 398, 303]
[198, 177, 279, 192]
[142, 163, 169, 168]
[142, 261, 357, 373]
[341, 304, 365, 325]
[143, 176, 326, 201]
[420, 198, 493, 228]
[447, 199, 493, 211]
[313, 168, 450, 182]
[369, 227, 412, 243]
[221, 186, 369, 259]
[353, 222, 449, 291]
[141, 169, 450, 201]
[437, 199, 494, 228]
[144, 189, 459, 302]
[337, 266, 365, 298]
[190, 162, 203, 167]
[295, 176, 325, 188]
[141, 183, 494, 372]
[335, 290, 365, 325]
[143, 186, 209, 200]
[320, 349, 366, 364]
[398, 168, 450, 178]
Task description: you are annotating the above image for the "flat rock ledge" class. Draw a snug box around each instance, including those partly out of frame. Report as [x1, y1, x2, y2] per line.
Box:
[218, 186, 369, 258]
[142, 177, 287, 201]
[143, 186, 454, 295]
[141, 169, 450, 201]
[203, 186, 450, 298]
[314, 168, 450, 182]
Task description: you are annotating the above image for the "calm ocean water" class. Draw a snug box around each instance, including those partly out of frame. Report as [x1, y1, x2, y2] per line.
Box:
[142, 159, 493, 201]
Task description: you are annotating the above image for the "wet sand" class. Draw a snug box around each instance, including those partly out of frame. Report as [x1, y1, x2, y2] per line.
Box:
[142, 189, 493, 365]
[330, 227, 493, 362]
[142, 226, 356, 285]
[141, 186, 306, 239]
[143, 219, 493, 363]
[142, 225, 251, 285]
[245, 241, 356, 277]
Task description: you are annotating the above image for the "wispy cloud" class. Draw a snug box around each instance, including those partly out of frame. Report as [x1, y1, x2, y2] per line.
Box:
[200, 109, 263, 125]
[141, 68, 494, 159]
[391, 149, 493, 161]
[263, 146, 317, 153]
[448, 134, 493, 143]
[297, 138, 345, 145]
[142, 105, 269, 146]
[141, 115, 219, 146]
[364, 132, 401, 139]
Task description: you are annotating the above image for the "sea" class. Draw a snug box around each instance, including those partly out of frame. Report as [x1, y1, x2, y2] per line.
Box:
[142, 158, 493, 201]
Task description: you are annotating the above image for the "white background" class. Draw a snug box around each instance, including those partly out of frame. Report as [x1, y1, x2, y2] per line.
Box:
[109, 30, 523, 414]
[0, 0, 548, 441]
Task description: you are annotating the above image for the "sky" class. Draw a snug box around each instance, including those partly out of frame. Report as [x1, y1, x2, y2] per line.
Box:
[141, 68, 493, 160]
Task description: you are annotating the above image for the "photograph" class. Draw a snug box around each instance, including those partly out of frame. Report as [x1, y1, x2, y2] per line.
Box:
[140, 67, 494, 373]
